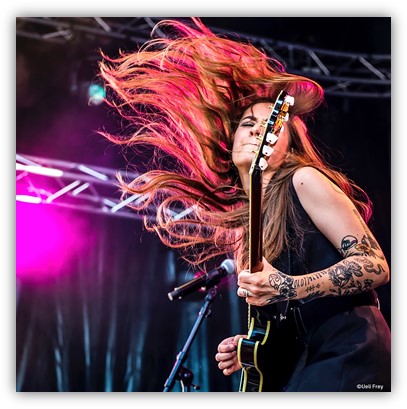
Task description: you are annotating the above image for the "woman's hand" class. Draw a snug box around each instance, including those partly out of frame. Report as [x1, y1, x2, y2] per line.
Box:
[237, 257, 297, 306]
[215, 335, 246, 376]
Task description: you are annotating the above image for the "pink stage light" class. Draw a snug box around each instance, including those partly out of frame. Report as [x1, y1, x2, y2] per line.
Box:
[16, 163, 64, 177]
[16, 195, 42, 204]
[16, 202, 88, 283]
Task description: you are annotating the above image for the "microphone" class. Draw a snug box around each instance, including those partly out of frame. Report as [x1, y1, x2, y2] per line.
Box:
[168, 259, 236, 301]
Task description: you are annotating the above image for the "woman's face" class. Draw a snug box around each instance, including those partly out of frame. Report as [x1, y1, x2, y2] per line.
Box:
[232, 102, 290, 174]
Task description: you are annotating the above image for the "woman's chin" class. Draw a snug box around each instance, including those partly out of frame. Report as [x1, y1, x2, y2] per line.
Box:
[232, 154, 255, 169]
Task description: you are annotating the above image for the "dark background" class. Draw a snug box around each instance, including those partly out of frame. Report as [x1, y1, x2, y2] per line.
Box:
[16, 17, 391, 392]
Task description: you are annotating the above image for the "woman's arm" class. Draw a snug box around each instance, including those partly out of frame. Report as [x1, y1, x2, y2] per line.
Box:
[237, 166, 389, 306]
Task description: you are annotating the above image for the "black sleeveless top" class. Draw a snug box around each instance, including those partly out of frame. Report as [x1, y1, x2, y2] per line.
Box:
[261, 174, 377, 330]
[256, 174, 380, 391]
[281, 176, 342, 276]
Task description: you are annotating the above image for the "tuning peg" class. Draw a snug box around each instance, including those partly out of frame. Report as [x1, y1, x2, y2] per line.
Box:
[262, 145, 274, 157]
[285, 95, 295, 106]
[283, 113, 289, 122]
[266, 132, 278, 144]
[259, 157, 268, 170]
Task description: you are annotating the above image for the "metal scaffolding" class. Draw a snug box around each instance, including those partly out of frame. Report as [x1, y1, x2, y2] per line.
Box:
[16, 153, 151, 221]
[16, 17, 390, 99]
[16, 17, 391, 219]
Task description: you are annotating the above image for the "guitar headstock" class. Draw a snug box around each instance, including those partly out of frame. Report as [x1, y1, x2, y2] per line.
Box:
[249, 90, 295, 174]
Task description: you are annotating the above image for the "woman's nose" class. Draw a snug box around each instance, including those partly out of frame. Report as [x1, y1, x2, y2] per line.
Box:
[250, 123, 262, 137]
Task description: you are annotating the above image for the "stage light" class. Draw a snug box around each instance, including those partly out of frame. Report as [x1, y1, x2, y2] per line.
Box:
[16, 195, 42, 204]
[16, 163, 63, 177]
[16, 202, 92, 283]
[77, 164, 108, 180]
[87, 83, 105, 106]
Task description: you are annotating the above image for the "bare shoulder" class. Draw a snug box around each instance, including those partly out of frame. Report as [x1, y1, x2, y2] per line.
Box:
[292, 166, 322, 183]
[292, 166, 346, 206]
[292, 166, 332, 191]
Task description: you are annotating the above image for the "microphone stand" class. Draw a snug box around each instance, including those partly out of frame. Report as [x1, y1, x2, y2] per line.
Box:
[163, 287, 218, 392]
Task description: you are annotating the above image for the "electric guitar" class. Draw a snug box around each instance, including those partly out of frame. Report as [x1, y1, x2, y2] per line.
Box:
[237, 90, 295, 392]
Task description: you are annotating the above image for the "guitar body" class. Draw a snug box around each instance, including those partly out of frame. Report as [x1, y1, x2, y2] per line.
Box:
[237, 90, 295, 392]
[238, 312, 272, 391]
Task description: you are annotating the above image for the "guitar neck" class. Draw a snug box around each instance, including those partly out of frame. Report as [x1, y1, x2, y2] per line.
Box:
[238, 90, 294, 392]
[249, 165, 263, 273]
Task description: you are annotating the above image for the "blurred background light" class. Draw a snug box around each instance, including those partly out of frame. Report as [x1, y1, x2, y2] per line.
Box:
[87, 83, 105, 106]
[16, 202, 88, 283]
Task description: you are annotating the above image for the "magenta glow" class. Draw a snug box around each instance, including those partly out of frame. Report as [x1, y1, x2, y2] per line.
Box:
[16, 202, 88, 283]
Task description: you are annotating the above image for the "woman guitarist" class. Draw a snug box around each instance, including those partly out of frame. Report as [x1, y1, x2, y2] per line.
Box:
[99, 18, 390, 391]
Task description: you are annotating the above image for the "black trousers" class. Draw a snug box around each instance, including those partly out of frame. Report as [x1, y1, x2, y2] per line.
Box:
[284, 305, 391, 392]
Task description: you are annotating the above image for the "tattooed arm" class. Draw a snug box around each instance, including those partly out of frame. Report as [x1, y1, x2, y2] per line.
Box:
[237, 167, 389, 306]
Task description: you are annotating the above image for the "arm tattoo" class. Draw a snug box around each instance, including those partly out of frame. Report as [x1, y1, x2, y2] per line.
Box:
[302, 291, 325, 302]
[267, 271, 297, 304]
[293, 271, 326, 289]
[268, 212, 387, 302]
[327, 260, 374, 296]
[291, 271, 330, 301]
[290, 228, 386, 301]
[363, 258, 386, 275]
[337, 231, 386, 279]
[339, 210, 385, 260]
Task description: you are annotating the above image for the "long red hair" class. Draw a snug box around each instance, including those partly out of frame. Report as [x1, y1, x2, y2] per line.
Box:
[99, 18, 371, 270]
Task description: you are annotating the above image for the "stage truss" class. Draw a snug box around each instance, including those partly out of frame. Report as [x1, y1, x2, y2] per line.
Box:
[16, 153, 154, 221]
[16, 17, 391, 219]
[16, 16, 390, 99]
